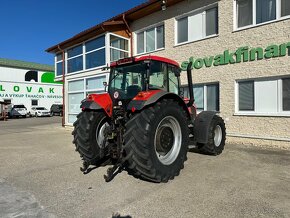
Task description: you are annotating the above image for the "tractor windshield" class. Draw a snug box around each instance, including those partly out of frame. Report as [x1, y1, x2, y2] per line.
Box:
[109, 63, 146, 99]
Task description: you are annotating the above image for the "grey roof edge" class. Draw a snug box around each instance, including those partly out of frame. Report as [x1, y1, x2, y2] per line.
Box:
[0, 58, 54, 72]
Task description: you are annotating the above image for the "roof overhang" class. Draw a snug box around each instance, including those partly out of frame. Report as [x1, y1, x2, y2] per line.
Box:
[46, 0, 185, 54]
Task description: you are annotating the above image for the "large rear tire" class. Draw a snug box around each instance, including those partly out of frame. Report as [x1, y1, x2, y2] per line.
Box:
[124, 99, 189, 183]
[198, 115, 226, 155]
[72, 111, 109, 165]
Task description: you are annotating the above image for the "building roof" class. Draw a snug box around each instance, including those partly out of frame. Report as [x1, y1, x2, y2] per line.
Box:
[0, 58, 54, 72]
[46, 0, 184, 53]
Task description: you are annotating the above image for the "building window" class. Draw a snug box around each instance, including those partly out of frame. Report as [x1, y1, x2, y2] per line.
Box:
[67, 44, 83, 73]
[235, 0, 290, 29]
[283, 78, 290, 111]
[4, 99, 11, 104]
[176, 5, 218, 44]
[281, 0, 290, 17]
[136, 24, 164, 54]
[55, 53, 64, 77]
[85, 36, 106, 69]
[67, 75, 107, 124]
[182, 83, 220, 111]
[238, 81, 254, 111]
[31, 100, 38, 106]
[110, 34, 129, 62]
[85, 76, 106, 95]
[237, 77, 290, 115]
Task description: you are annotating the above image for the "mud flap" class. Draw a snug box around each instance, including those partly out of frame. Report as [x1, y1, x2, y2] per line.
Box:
[193, 111, 216, 144]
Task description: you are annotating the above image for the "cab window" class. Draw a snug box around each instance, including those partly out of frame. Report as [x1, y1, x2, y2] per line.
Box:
[168, 65, 179, 94]
[149, 61, 167, 91]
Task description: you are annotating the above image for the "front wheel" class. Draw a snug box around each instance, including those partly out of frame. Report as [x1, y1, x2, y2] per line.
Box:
[72, 111, 110, 165]
[198, 115, 226, 155]
[124, 99, 189, 182]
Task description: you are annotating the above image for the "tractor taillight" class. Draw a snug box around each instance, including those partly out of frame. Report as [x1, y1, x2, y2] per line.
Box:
[131, 107, 136, 113]
[137, 93, 144, 97]
[87, 95, 93, 100]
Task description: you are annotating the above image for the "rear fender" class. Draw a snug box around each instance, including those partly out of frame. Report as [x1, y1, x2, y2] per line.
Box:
[80, 93, 113, 117]
[127, 90, 190, 118]
[193, 111, 216, 144]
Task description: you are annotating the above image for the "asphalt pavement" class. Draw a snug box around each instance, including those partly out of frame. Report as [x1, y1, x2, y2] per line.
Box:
[0, 117, 290, 218]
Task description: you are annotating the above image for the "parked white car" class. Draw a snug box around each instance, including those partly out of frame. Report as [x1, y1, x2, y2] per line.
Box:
[30, 107, 51, 117]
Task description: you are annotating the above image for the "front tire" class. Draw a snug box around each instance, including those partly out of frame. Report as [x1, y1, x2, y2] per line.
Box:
[124, 99, 189, 182]
[72, 111, 109, 165]
[198, 115, 226, 155]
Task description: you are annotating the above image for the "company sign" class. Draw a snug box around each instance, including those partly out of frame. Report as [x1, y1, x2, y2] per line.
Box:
[181, 42, 290, 71]
[0, 82, 62, 100]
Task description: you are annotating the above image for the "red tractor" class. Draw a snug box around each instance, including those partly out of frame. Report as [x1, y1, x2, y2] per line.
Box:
[73, 55, 226, 182]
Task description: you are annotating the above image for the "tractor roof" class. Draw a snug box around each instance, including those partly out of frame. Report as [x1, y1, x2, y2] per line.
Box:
[111, 55, 180, 68]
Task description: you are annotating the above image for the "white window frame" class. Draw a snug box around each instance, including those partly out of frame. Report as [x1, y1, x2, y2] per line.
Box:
[55, 33, 128, 78]
[233, 0, 290, 31]
[109, 33, 130, 62]
[174, 3, 218, 46]
[55, 53, 64, 77]
[235, 77, 290, 116]
[182, 82, 220, 112]
[134, 22, 165, 56]
[195, 83, 220, 112]
[66, 43, 84, 74]
[84, 35, 107, 70]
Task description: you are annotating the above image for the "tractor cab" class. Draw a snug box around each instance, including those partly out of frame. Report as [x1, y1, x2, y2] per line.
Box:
[108, 56, 181, 104]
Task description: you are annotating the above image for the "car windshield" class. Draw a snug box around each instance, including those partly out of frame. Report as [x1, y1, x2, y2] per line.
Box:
[14, 105, 26, 108]
[108, 63, 146, 99]
[36, 107, 46, 110]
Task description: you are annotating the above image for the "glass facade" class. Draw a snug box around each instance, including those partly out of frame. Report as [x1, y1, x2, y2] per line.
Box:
[67, 75, 107, 124]
[55, 33, 129, 77]
[85, 36, 106, 69]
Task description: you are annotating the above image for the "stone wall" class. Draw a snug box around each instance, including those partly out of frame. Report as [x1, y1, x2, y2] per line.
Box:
[130, 0, 290, 148]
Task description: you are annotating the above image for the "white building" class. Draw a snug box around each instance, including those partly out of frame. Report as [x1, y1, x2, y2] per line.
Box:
[0, 58, 62, 113]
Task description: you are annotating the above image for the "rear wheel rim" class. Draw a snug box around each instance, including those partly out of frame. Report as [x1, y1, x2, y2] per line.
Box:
[96, 117, 109, 147]
[154, 116, 182, 165]
[214, 125, 222, 147]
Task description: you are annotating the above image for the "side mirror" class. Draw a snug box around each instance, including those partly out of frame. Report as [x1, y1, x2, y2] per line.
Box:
[103, 81, 108, 92]
[174, 68, 181, 77]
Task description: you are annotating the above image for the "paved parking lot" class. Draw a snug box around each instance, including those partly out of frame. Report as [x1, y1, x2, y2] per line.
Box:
[0, 117, 290, 218]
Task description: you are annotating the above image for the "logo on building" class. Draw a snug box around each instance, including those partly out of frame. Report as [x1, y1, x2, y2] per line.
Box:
[181, 41, 290, 71]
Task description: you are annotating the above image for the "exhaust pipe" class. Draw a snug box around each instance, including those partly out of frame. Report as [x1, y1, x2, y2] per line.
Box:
[186, 62, 194, 107]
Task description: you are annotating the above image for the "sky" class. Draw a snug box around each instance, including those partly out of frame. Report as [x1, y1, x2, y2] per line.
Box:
[0, 0, 148, 66]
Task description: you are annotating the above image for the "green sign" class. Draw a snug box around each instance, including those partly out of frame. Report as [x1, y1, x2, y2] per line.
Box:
[0, 85, 55, 94]
[181, 42, 290, 71]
